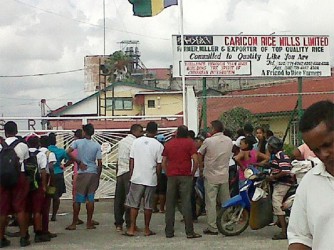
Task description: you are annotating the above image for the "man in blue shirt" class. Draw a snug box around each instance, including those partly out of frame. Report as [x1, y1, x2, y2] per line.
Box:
[65, 124, 102, 230]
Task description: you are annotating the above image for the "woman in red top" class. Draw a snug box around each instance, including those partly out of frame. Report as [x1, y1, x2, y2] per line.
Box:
[234, 137, 269, 188]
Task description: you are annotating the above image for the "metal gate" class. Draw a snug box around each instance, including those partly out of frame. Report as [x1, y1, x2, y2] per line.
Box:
[0, 116, 178, 199]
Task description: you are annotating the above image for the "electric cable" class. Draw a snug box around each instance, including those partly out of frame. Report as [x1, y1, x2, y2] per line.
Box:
[0, 68, 84, 78]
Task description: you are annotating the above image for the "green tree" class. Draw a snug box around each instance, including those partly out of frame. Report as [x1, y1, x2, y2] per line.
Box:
[104, 51, 132, 82]
[219, 107, 257, 135]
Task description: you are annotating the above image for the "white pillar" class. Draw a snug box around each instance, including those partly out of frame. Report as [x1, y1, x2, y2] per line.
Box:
[186, 86, 198, 135]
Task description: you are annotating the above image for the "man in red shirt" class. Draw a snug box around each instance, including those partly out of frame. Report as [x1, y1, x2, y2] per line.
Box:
[162, 125, 202, 239]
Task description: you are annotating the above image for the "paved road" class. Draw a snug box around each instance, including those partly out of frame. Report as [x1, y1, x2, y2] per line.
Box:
[5, 200, 288, 249]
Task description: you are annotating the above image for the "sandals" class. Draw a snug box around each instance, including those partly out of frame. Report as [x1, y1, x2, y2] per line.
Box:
[186, 232, 202, 239]
[75, 219, 99, 226]
[272, 232, 287, 240]
[76, 219, 84, 225]
[123, 232, 135, 237]
[65, 225, 76, 230]
[145, 231, 156, 237]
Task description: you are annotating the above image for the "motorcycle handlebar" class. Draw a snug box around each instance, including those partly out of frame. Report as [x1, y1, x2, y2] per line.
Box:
[248, 172, 268, 182]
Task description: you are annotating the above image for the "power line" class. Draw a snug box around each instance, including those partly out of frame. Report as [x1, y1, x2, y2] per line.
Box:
[0, 68, 84, 78]
[12, 0, 169, 40]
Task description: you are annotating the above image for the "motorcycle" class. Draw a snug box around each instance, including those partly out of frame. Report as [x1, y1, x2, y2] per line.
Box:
[217, 165, 294, 236]
[193, 160, 240, 218]
[193, 177, 205, 217]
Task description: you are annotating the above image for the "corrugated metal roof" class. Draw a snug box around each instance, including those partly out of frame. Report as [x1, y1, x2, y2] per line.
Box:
[205, 77, 334, 121]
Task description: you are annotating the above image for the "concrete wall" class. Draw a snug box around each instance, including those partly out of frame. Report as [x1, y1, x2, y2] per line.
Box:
[143, 93, 182, 116]
[61, 96, 97, 116]
[258, 115, 296, 145]
[105, 85, 155, 116]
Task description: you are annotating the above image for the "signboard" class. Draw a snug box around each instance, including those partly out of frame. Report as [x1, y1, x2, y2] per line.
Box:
[172, 35, 330, 77]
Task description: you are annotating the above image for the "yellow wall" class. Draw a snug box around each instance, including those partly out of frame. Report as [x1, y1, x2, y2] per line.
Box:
[104, 86, 139, 116]
[258, 115, 293, 144]
[104, 86, 182, 116]
[144, 94, 183, 116]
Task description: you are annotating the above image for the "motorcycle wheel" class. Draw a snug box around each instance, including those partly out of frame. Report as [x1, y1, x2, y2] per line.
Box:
[216, 205, 249, 236]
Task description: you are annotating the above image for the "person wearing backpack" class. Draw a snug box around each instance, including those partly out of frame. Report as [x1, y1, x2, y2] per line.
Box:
[0, 121, 31, 248]
[26, 135, 49, 243]
[39, 135, 57, 239]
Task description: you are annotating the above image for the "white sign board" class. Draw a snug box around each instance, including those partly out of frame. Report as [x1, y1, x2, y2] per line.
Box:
[172, 35, 330, 77]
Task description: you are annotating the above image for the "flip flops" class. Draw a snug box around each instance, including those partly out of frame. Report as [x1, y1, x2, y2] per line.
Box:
[65, 225, 76, 230]
[272, 232, 287, 240]
[145, 231, 156, 237]
[123, 232, 135, 237]
[76, 219, 84, 225]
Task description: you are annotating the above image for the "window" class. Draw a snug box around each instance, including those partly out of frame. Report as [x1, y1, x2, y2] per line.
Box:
[148, 100, 155, 108]
[114, 99, 123, 110]
[106, 98, 133, 111]
[123, 99, 133, 110]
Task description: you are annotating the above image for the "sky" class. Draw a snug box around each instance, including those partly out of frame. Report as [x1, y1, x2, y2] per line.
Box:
[0, 0, 333, 119]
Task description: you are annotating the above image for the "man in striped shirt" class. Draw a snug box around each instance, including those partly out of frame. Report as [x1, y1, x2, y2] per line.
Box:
[266, 136, 295, 240]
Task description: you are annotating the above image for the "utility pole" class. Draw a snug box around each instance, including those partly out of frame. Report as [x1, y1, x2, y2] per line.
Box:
[41, 99, 46, 130]
[103, 0, 106, 56]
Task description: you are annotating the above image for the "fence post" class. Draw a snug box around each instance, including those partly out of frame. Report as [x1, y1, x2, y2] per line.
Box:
[203, 77, 207, 132]
[297, 77, 303, 145]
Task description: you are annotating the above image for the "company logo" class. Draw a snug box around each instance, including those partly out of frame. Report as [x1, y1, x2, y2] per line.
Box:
[177, 35, 213, 45]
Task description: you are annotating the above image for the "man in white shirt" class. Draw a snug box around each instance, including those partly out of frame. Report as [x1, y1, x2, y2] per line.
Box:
[124, 122, 163, 237]
[114, 124, 144, 232]
[0, 121, 30, 247]
[288, 100, 334, 250]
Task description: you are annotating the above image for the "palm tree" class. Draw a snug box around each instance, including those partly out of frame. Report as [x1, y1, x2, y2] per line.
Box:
[104, 51, 131, 82]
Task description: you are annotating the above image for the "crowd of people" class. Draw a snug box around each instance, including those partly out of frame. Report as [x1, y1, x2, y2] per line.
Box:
[0, 100, 333, 249]
[0, 122, 102, 247]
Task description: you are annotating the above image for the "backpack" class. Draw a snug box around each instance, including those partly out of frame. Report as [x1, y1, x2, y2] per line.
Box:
[25, 150, 41, 191]
[0, 140, 21, 189]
